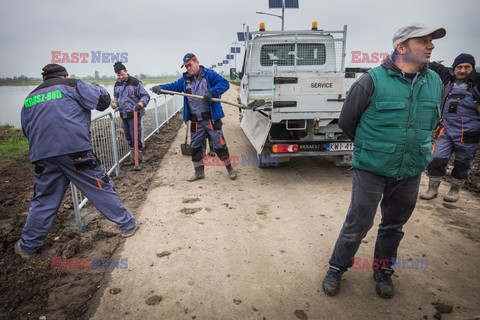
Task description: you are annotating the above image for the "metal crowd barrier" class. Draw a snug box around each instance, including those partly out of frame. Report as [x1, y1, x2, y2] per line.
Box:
[70, 94, 183, 230]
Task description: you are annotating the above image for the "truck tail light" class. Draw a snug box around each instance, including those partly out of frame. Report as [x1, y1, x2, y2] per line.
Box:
[272, 144, 299, 153]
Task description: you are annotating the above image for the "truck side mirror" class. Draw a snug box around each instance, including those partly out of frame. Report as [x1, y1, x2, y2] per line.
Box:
[229, 68, 237, 80]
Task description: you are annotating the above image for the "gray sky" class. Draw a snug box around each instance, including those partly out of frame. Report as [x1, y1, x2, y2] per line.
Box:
[0, 0, 478, 78]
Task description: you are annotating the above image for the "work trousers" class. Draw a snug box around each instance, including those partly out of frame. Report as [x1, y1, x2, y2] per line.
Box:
[190, 119, 230, 167]
[20, 151, 136, 254]
[329, 169, 421, 273]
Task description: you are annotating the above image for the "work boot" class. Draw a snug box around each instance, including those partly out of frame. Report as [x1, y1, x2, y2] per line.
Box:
[188, 166, 205, 182]
[443, 178, 465, 202]
[373, 271, 394, 299]
[134, 151, 143, 171]
[15, 240, 36, 259]
[420, 177, 441, 200]
[121, 220, 139, 238]
[322, 267, 344, 296]
[226, 164, 237, 180]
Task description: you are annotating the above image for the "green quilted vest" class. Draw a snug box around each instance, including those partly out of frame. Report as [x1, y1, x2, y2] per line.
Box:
[352, 65, 442, 179]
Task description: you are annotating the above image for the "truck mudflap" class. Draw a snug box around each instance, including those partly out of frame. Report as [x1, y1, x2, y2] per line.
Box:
[240, 109, 272, 154]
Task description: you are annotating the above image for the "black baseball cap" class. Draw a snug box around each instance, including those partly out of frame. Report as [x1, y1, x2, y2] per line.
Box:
[181, 53, 197, 67]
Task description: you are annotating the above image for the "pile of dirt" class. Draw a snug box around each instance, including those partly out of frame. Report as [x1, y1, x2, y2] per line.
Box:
[0, 114, 183, 319]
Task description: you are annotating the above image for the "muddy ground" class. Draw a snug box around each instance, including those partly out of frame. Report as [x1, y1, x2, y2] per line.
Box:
[90, 88, 479, 320]
[0, 114, 183, 319]
[1, 85, 480, 320]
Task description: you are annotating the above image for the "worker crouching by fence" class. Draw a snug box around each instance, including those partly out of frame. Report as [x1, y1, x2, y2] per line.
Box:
[16, 64, 139, 259]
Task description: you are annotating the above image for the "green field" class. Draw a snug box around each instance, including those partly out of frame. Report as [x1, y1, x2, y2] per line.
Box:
[0, 125, 29, 158]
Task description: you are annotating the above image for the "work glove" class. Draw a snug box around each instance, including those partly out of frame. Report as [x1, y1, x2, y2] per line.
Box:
[111, 100, 118, 109]
[134, 103, 143, 112]
[203, 91, 214, 103]
[151, 85, 163, 95]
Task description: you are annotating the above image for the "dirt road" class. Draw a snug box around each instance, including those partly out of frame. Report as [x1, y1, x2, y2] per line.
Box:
[90, 87, 480, 320]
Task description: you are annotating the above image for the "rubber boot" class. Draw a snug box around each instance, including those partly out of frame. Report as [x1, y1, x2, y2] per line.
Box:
[126, 149, 135, 166]
[225, 164, 237, 180]
[15, 240, 36, 259]
[134, 151, 143, 171]
[188, 166, 205, 182]
[443, 178, 465, 203]
[419, 177, 441, 200]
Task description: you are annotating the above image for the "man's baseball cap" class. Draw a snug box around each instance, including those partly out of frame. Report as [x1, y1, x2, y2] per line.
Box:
[181, 53, 197, 67]
[392, 23, 446, 49]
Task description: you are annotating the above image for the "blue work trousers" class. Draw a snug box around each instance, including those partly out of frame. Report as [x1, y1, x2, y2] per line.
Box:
[428, 130, 479, 180]
[20, 151, 136, 254]
[190, 119, 230, 167]
[122, 116, 143, 151]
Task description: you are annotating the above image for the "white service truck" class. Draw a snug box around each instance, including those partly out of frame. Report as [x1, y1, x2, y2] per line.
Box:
[232, 24, 364, 166]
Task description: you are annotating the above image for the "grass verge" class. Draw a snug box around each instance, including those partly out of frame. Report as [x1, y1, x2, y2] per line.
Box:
[0, 125, 29, 158]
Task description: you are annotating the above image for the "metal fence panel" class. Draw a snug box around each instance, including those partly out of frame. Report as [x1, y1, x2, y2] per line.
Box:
[71, 94, 183, 230]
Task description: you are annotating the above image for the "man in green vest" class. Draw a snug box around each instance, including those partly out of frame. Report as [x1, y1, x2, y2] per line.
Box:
[322, 23, 445, 299]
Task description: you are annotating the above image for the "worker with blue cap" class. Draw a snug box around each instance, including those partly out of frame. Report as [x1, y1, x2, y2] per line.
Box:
[152, 53, 237, 181]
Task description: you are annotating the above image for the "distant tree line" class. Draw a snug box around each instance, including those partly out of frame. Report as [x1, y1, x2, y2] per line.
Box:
[0, 75, 41, 85]
[0, 71, 177, 86]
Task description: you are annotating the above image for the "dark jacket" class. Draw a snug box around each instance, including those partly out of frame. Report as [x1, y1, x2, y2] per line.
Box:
[429, 61, 480, 87]
[429, 62, 480, 141]
[114, 75, 150, 118]
[429, 61, 480, 107]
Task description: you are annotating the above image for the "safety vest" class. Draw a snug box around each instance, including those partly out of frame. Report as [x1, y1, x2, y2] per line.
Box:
[352, 66, 442, 179]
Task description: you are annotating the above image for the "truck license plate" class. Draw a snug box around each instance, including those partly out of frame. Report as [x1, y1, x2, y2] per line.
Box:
[327, 142, 353, 151]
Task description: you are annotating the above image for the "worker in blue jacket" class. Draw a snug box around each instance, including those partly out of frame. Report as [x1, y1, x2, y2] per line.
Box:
[420, 54, 480, 202]
[152, 53, 237, 181]
[16, 64, 139, 259]
[111, 61, 150, 170]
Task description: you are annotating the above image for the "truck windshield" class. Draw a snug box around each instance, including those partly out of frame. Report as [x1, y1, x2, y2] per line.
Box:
[260, 43, 326, 66]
